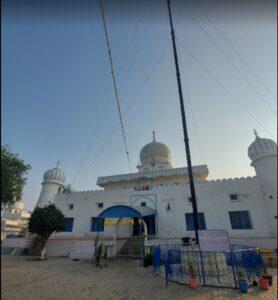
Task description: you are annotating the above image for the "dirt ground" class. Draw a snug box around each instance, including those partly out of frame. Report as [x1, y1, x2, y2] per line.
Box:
[1, 255, 277, 300]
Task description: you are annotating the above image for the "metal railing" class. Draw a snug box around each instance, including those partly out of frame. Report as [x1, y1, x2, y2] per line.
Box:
[152, 244, 265, 288]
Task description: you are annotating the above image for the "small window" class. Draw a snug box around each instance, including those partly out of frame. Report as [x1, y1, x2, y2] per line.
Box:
[229, 194, 238, 201]
[229, 211, 252, 229]
[188, 197, 192, 203]
[96, 203, 103, 209]
[62, 218, 74, 232]
[185, 213, 206, 231]
[68, 204, 74, 210]
[275, 216, 277, 219]
[141, 202, 146, 207]
[91, 217, 104, 232]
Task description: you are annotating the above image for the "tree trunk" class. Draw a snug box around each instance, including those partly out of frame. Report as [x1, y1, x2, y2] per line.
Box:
[40, 237, 48, 260]
[40, 247, 46, 260]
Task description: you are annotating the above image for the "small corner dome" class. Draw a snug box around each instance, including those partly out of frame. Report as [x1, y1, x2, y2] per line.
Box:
[140, 132, 171, 166]
[248, 130, 277, 161]
[13, 200, 24, 210]
[43, 167, 66, 184]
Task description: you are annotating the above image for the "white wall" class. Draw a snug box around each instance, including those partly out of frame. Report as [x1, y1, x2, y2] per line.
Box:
[53, 176, 273, 242]
[53, 190, 132, 238]
[154, 177, 271, 239]
[2, 174, 276, 256]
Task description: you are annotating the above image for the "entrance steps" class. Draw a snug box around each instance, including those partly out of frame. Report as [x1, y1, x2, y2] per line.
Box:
[116, 237, 143, 258]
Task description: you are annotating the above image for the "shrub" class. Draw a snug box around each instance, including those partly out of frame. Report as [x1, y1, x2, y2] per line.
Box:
[143, 252, 153, 267]
[95, 243, 103, 266]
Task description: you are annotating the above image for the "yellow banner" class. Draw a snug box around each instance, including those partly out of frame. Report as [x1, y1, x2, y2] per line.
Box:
[103, 218, 134, 226]
[120, 219, 134, 225]
[104, 219, 116, 226]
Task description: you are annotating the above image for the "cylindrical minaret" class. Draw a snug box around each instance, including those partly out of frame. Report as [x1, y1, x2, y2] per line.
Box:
[248, 130, 277, 237]
[36, 167, 66, 208]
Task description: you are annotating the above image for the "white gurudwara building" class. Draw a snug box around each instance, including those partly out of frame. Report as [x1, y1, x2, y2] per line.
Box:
[7, 131, 276, 258]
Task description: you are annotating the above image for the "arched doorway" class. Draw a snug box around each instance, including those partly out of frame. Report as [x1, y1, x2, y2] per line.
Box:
[93, 205, 156, 262]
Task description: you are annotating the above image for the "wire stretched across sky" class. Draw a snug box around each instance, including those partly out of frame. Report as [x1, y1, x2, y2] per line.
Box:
[76, 42, 171, 185]
[73, 1, 179, 186]
[191, 0, 277, 104]
[176, 36, 275, 139]
[74, 1, 275, 187]
[99, 0, 132, 172]
[180, 2, 277, 116]
[71, 0, 157, 185]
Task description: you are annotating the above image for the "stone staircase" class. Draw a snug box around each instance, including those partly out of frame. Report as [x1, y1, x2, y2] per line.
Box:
[117, 237, 143, 258]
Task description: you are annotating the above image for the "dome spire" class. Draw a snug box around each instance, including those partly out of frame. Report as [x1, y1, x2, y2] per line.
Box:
[56, 160, 60, 168]
[152, 131, 156, 142]
[253, 129, 259, 139]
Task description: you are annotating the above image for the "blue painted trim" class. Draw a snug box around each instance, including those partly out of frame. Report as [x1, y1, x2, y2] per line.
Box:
[98, 205, 142, 218]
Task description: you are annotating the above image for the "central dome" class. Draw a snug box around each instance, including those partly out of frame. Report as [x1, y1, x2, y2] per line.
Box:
[140, 132, 171, 166]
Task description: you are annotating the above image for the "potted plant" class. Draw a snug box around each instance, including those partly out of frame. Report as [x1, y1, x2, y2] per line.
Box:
[187, 262, 198, 288]
[262, 267, 273, 286]
[258, 267, 269, 290]
[237, 270, 248, 294]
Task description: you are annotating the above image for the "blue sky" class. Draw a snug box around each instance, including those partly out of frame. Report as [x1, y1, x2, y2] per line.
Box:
[2, 0, 277, 211]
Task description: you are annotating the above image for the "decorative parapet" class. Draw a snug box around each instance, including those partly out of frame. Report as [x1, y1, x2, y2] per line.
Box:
[201, 176, 257, 185]
[55, 176, 257, 197]
[96, 165, 209, 187]
[148, 176, 257, 189]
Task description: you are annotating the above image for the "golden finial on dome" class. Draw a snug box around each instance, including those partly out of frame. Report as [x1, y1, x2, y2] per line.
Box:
[152, 131, 156, 142]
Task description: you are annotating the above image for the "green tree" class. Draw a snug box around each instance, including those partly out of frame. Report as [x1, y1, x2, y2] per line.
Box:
[1, 145, 31, 206]
[28, 204, 66, 259]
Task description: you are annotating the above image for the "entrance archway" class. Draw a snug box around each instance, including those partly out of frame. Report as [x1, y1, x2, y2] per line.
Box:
[93, 205, 156, 262]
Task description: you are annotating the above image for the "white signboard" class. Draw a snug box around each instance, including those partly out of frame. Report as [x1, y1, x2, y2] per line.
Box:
[198, 229, 230, 252]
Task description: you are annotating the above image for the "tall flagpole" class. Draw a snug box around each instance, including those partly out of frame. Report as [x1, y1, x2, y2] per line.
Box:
[166, 0, 200, 243]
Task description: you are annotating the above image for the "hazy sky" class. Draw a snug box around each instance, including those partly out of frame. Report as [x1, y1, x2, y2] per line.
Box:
[2, 0, 277, 211]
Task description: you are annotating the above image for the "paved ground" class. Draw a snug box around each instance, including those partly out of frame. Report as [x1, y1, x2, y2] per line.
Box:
[1, 255, 277, 300]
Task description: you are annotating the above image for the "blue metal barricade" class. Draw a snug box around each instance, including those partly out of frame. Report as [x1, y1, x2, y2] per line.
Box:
[154, 244, 265, 289]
